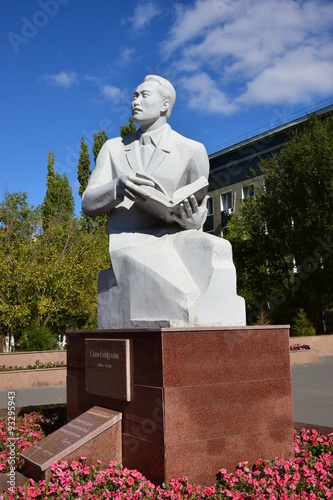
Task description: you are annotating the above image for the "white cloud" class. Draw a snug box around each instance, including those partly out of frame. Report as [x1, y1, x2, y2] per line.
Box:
[100, 85, 122, 100]
[129, 1, 161, 31]
[238, 46, 333, 105]
[119, 47, 135, 65]
[40, 71, 78, 88]
[179, 72, 238, 115]
[163, 0, 333, 113]
[162, 0, 233, 56]
[84, 74, 103, 85]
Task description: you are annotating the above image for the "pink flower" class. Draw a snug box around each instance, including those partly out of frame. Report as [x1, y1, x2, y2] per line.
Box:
[204, 485, 216, 495]
[70, 460, 79, 470]
[127, 476, 134, 486]
[82, 465, 90, 475]
[186, 483, 193, 494]
[132, 470, 143, 480]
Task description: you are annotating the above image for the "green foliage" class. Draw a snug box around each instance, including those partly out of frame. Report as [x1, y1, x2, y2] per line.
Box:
[120, 117, 137, 137]
[226, 113, 333, 330]
[0, 189, 110, 342]
[77, 137, 91, 198]
[92, 129, 108, 164]
[0, 192, 41, 335]
[42, 151, 74, 232]
[291, 308, 316, 337]
[19, 323, 58, 351]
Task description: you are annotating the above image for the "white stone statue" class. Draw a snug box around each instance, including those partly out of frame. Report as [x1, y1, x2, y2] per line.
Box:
[82, 75, 245, 328]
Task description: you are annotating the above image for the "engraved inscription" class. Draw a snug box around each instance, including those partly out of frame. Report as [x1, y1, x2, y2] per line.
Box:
[21, 407, 122, 471]
[85, 338, 131, 401]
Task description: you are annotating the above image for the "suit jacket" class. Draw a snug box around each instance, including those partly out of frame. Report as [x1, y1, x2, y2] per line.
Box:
[82, 124, 209, 233]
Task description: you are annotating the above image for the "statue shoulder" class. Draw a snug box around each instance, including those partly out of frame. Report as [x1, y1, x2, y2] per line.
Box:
[97, 133, 139, 158]
[169, 128, 207, 153]
[122, 131, 140, 146]
[100, 132, 139, 149]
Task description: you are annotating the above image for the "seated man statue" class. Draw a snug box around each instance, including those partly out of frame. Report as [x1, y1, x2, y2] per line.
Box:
[82, 75, 245, 328]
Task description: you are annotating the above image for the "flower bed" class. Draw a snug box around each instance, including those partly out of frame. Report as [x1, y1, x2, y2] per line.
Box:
[0, 360, 66, 372]
[0, 412, 332, 499]
[289, 344, 319, 365]
[0, 351, 66, 370]
[290, 344, 311, 351]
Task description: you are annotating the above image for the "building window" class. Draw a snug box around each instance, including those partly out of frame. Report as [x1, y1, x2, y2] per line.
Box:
[207, 197, 214, 216]
[242, 184, 254, 200]
[220, 191, 233, 214]
[220, 191, 233, 229]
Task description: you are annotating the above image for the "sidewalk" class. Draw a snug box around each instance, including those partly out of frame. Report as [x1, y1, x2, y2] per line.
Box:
[291, 354, 333, 431]
[0, 385, 66, 412]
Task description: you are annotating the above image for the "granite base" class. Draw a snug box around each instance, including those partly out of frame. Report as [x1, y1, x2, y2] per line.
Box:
[0, 472, 29, 495]
[66, 326, 294, 486]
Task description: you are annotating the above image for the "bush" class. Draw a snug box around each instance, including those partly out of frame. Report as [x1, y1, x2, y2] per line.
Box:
[291, 308, 316, 337]
[18, 323, 58, 351]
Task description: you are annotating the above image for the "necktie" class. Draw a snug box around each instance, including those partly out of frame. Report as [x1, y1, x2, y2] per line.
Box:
[140, 134, 154, 169]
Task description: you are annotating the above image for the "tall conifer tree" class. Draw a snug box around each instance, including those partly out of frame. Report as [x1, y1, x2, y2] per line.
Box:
[92, 130, 108, 164]
[42, 151, 74, 230]
[120, 117, 136, 137]
[77, 137, 91, 198]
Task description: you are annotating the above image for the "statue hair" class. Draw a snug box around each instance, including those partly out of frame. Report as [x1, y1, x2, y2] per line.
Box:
[144, 75, 176, 119]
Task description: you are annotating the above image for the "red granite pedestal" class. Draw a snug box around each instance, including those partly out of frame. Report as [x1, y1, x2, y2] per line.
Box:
[66, 326, 294, 486]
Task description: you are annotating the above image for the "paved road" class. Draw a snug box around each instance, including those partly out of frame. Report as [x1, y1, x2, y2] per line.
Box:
[291, 354, 333, 429]
[0, 385, 66, 411]
[0, 356, 332, 430]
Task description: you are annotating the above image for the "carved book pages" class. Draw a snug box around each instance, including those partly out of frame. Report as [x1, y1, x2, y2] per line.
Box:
[127, 173, 208, 223]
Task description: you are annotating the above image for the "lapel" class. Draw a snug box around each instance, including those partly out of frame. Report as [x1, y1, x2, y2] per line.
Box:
[123, 131, 141, 172]
[122, 125, 173, 174]
[145, 124, 172, 175]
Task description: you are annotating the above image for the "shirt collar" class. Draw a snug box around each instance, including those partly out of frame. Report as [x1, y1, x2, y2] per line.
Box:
[139, 124, 168, 147]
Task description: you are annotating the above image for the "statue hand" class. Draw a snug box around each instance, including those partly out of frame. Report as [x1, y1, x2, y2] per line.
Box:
[117, 175, 155, 201]
[171, 195, 208, 230]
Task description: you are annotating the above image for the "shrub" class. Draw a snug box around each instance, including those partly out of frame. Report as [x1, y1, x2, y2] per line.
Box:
[291, 308, 316, 337]
[254, 309, 271, 325]
[18, 323, 58, 351]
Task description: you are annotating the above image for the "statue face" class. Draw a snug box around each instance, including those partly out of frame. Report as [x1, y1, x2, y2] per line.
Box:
[131, 80, 165, 126]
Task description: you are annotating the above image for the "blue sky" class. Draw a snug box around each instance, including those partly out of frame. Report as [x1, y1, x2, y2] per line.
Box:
[1, 0, 333, 214]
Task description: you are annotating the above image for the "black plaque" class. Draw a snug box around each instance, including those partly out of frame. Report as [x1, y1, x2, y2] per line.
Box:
[85, 338, 131, 400]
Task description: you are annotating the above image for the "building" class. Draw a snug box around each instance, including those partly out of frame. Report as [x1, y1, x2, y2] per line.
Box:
[204, 101, 333, 235]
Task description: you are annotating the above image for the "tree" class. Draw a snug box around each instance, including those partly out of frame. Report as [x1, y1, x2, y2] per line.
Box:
[92, 129, 108, 164]
[226, 113, 333, 332]
[291, 309, 316, 337]
[0, 192, 41, 339]
[42, 151, 74, 231]
[120, 117, 136, 137]
[0, 190, 110, 344]
[77, 137, 95, 231]
[77, 137, 91, 198]
[19, 322, 58, 351]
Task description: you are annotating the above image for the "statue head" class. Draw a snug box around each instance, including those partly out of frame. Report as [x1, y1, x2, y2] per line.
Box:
[143, 75, 176, 119]
[132, 75, 176, 130]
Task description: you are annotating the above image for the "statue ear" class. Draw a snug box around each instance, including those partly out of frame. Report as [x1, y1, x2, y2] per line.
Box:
[161, 99, 170, 114]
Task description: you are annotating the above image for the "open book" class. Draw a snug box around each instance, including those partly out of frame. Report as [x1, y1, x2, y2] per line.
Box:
[127, 173, 208, 223]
